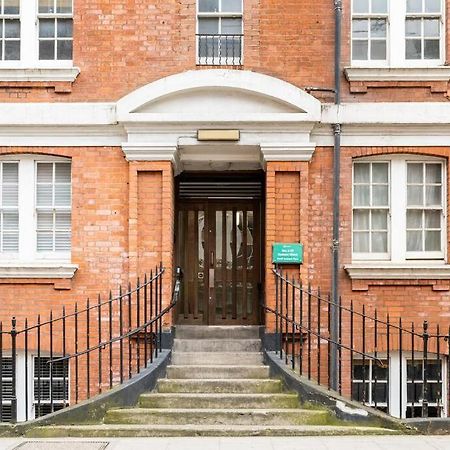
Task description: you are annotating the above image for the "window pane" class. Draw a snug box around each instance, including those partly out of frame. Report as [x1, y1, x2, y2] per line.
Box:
[407, 185, 423, 206]
[372, 185, 388, 206]
[372, 383, 388, 403]
[407, 0, 422, 13]
[56, 0, 72, 13]
[426, 164, 441, 183]
[425, 210, 440, 228]
[4, 0, 20, 14]
[55, 184, 71, 206]
[198, 0, 219, 12]
[407, 361, 423, 381]
[371, 0, 387, 13]
[39, 40, 55, 60]
[406, 39, 422, 59]
[37, 185, 53, 206]
[55, 231, 71, 251]
[57, 19, 72, 38]
[57, 40, 72, 60]
[5, 20, 20, 38]
[372, 163, 388, 183]
[39, 19, 55, 38]
[407, 230, 423, 251]
[2, 163, 18, 183]
[4, 41, 19, 60]
[2, 184, 18, 206]
[354, 185, 370, 206]
[424, 19, 440, 37]
[37, 232, 53, 251]
[372, 210, 387, 229]
[352, 19, 368, 38]
[353, 210, 370, 230]
[37, 212, 53, 229]
[371, 19, 386, 38]
[354, 232, 370, 252]
[55, 163, 71, 182]
[198, 18, 219, 34]
[373, 361, 388, 380]
[55, 211, 71, 228]
[406, 19, 421, 37]
[353, 0, 369, 13]
[407, 163, 423, 183]
[371, 40, 386, 60]
[221, 0, 242, 13]
[37, 163, 53, 182]
[425, 0, 441, 13]
[3, 211, 18, 231]
[372, 232, 387, 252]
[425, 231, 440, 251]
[39, 0, 55, 13]
[425, 185, 441, 206]
[407, 210, 423, 228]
[222, 18, 242, 35]
[424, 39, 440, 59]
[354, 163, 370, 182]
[352, 40, 368, 60]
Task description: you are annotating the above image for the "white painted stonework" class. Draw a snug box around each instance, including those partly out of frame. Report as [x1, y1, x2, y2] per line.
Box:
[0, 70, 446, 151]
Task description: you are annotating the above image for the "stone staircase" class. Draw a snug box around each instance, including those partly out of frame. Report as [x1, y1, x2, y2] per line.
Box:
[28, 326, 397, 437]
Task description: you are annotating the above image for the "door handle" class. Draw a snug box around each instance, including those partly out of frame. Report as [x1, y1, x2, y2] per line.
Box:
[198, 272, 204, 280]
[210, 251, 215, 267]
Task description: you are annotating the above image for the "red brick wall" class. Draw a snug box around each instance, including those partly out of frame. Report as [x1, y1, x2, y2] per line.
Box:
[2, 0, 448, 102]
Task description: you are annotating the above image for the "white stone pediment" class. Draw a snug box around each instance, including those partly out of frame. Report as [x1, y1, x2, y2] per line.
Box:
[117, 69, 321, 123]
[133, 87, 301, 114]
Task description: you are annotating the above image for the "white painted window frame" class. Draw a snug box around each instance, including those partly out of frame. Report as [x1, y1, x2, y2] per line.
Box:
[353, 352, 448, 419]
[351, 0, 446, 68]
[0, 154, 71, 264]
[0, 0, 74, 69]
[196, 0, 244, 66]
[352, 160, 391, 261]
[352, 154, 447, 263]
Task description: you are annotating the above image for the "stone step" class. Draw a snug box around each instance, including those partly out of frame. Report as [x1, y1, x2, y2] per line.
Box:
[166, 365, 270, 379]
[175, 325, 261, 340]
[156, 378, 283, 394]
[27, 424, 399, 438]
[171, 352, 264, 366]
[104, 408, 330, 426]
[139, 393, 300, 409]
[173, 338, 261, 352]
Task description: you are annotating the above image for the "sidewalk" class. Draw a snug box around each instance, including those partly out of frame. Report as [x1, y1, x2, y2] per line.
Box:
[1, 436, 450, 450]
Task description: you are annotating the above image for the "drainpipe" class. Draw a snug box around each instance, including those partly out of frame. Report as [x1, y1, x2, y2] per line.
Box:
[330, 0, 342, 393]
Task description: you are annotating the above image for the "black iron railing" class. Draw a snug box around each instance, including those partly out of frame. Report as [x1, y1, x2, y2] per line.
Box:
[0, 265, 182, 423]
[263, 268, 450, 419]
[197, 34, 243, 65]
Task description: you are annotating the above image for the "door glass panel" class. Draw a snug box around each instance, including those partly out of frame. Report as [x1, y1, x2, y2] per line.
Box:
[197, 211, 205, 315]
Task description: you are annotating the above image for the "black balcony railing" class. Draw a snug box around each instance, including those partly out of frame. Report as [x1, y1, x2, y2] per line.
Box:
[0, 265, 182, 423]
[197, 34, 243, 66]
[262, 268, 450, 420]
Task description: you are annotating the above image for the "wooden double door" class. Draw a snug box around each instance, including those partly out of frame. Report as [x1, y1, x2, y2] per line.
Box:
[176, 199, 262, 325]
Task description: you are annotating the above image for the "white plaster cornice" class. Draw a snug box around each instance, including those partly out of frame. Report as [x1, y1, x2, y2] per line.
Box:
[0, 263, 78, 279]
[344, 66, 450, 82]
[121, 143, 179, 162]
[344, 264, 450, 280]
[0, 67, 81, 83]
[260, 143, 316, 162]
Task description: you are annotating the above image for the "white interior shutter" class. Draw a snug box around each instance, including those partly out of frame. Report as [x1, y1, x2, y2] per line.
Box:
[1, 162, 19, 252]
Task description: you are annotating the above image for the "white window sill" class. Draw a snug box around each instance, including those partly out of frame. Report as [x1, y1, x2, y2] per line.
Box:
[344, 263, 450, 280]
[344, 66, 450, 82]
[0, 262, 78, 279]
[0, 67, 80, 82]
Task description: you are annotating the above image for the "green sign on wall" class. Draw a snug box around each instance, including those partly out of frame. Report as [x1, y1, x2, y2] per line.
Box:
[272, 243, 303, 264]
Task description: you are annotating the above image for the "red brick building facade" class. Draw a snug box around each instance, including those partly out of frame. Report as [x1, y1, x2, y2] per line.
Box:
[0, 0, 450, 422]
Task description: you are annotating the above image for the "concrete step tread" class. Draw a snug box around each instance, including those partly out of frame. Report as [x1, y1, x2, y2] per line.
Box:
[167, 365, 268, 369]
[109, 408, 324, 414]
[140, 393, 297, 398]
[160, 378, 277, 382]
[173, 338, 261, 342]
[27, 424, 399, 438]
[171, 352, 264, 365]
